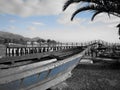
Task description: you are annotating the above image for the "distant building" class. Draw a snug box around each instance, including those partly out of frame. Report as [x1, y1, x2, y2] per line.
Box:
[26, 41, 40, 47]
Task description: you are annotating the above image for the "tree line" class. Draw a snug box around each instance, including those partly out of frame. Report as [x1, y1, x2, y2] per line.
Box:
[0, 37, 57, 45]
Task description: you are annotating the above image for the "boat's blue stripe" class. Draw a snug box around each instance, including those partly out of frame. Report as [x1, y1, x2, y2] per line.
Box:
[0, 57, 80, 90]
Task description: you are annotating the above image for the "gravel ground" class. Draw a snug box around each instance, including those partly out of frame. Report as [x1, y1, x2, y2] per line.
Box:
[52, 62, 120, 90]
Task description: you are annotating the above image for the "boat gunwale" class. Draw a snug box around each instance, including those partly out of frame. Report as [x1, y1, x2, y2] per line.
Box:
[0, 47, 90, 84]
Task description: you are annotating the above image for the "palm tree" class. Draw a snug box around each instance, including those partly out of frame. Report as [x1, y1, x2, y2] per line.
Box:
[63, 0, 120, 36]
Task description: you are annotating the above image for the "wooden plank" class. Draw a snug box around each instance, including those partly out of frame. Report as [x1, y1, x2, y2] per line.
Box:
[0, 47, 82, 64]
[0, 52, 53, 64]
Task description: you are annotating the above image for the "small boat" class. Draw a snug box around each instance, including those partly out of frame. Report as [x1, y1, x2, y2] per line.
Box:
[0, 45, 89, 90]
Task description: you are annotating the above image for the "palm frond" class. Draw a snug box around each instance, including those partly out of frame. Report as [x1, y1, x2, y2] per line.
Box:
[63, 0, 120, 17]
[117, 23, 120, 36]
[63, 0, 81, 11]
[63, 0, 73, 11]
[117, 23, 120, 28]
[71, 5, 97, 20]
[63, 0, 120, 38]
[63, 0, 106, 11]
[91, 11, 103, 21]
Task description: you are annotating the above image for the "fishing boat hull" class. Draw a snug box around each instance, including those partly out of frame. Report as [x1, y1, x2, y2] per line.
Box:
[0, 50, 86, 90]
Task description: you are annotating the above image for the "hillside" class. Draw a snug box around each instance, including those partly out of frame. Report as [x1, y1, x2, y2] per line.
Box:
[0, 31, 37, 44]
[0, 31, 30, 41]
[0, 31, 55, 44]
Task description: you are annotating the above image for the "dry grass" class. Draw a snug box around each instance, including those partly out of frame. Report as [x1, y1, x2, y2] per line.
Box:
[64, 62, 120, 90]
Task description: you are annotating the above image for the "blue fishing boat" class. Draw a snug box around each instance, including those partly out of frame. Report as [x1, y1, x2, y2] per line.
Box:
[0, 44, 89, 90]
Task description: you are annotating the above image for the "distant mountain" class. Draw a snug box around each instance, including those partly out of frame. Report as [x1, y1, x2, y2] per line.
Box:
[31, 37, 45, 41]
[0, 31, 56, 44]
[0, 31, 32, 44]
[0, 31, 30, 41]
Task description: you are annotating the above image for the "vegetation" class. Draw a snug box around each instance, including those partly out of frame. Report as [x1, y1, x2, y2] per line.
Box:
[65, 63, 120, 90]
[63, 0, 120, 36]
[0, 31, 57, 45]
[52, 63, 120, 90]
[0, 31, 29, 44]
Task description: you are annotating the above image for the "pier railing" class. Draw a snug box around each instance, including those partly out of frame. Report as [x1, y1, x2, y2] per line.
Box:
[5, 43, 79, 57]
[1, 40, 120, 59]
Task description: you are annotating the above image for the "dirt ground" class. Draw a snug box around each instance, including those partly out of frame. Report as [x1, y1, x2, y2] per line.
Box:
[53, 62, 120, 90]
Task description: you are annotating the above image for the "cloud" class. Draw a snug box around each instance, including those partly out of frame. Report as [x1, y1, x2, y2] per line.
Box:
[57, 3, 87, 25]
[22, 23, 119, 43]
[0, 0, 119, 43]
[32, 21, 45, 26]
[0, 0, 66, 17]
[9, 26, 16, 30]
[58, 15, 86, 25]
[9, 19, 16, 23]
[27, 26, 36, 31]
[89, 13, 120, 27]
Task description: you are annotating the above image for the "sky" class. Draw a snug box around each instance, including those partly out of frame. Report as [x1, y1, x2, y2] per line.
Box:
[0, 0, 120, 43]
